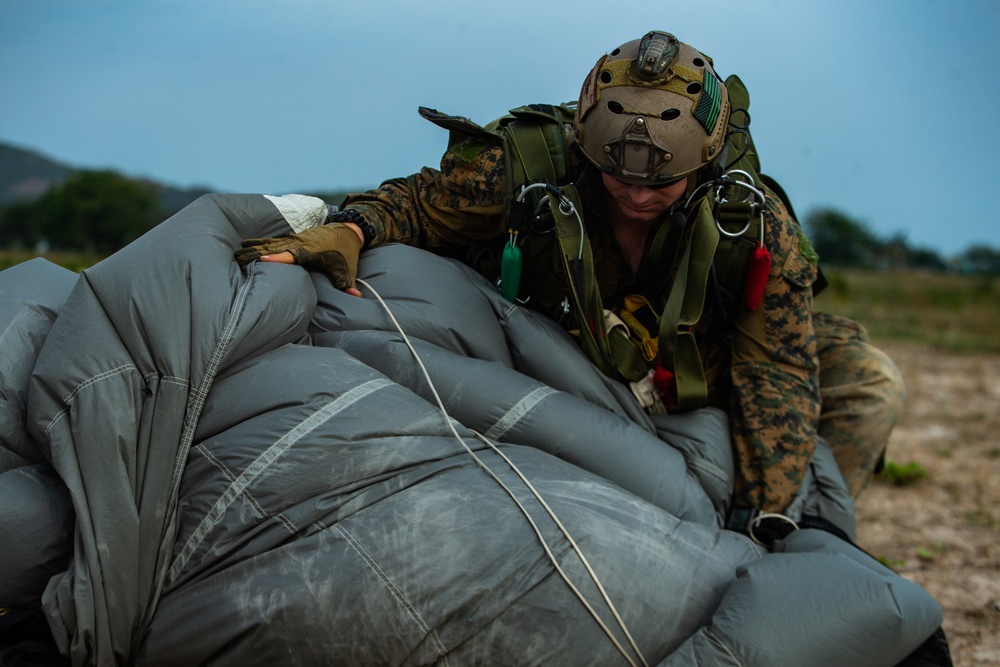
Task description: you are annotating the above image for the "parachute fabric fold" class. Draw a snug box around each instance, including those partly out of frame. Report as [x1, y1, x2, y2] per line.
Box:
[1, 193, 943, 665]
[26, 195, 316, 664]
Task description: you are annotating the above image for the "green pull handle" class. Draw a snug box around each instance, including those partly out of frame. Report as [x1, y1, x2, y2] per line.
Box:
[500, 239, 523, 302]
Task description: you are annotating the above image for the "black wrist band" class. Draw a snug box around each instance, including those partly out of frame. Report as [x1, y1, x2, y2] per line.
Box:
[326, 206, 377, 250]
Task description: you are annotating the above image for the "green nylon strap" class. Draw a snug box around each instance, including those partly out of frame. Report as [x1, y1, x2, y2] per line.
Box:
[495, 105, 642, 380]
[547, 184, 617, 377]
[645, 75, 765, 412]
[505, 119, 560, 188]
[657, 196, 721, 411]
[721, 75, 762, 187]
[606, 322, 650, 382]
[418, 102, 776, 401]
[508, 106, 572, 181]
[489, 104, 576, 214]
[713, 204, 761, 292]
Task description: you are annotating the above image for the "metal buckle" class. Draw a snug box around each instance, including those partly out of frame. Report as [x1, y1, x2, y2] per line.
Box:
[748, 512, 799, 547]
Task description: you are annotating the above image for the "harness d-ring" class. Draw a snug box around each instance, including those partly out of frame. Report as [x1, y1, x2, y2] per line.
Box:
[714, 168, 765, 239]
[716, 215, 754, 239]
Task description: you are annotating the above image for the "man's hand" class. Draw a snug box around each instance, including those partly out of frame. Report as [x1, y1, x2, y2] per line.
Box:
[235, 223, 364, 297]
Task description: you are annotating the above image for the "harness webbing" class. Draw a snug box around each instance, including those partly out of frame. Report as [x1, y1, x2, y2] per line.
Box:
[656, 196, 722, 411]
[419, 81, 781, 412]
[548, 184, 616, 377]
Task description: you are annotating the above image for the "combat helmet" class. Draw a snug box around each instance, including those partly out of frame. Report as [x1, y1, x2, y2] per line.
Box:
[575, 30, 730, 185]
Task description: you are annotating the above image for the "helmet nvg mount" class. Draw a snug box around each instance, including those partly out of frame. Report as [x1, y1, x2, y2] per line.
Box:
[575, 30, 730, 185]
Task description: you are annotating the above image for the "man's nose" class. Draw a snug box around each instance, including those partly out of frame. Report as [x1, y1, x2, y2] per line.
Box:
[628, 185, 654, 203]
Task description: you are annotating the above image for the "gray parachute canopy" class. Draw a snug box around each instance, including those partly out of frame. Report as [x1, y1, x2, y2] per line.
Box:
[0, 193, 942, 666]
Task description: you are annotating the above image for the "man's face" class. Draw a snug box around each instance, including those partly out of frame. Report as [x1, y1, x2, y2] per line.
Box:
[600, 173, 688, 224]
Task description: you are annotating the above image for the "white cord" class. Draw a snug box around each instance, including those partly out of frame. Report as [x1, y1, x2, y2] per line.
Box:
[356, 278, 649, 667]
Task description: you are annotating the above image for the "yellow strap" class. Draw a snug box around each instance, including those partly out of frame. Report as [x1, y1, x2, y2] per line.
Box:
[619, 295, 660, 361]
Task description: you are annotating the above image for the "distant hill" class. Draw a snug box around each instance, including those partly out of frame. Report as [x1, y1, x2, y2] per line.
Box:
[0, 141, 359, 214]
[0, 141, 211, 214]
[0, 142, 76, 203]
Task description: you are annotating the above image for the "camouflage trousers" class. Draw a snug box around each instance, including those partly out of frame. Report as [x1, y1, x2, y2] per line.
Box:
[815, 311, 906, 498]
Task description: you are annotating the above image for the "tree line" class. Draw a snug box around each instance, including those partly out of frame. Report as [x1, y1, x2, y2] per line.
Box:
[0, 169, 163, 254]
[804, 208, 999, 275]
[1, 168, 997, 274]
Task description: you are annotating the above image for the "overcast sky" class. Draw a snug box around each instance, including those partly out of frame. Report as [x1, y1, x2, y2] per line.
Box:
[2, 0, 997, 255]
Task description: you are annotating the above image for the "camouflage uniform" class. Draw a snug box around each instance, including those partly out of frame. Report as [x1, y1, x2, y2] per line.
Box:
[815, 312, 906, 498]
[341, 120, 901, 514]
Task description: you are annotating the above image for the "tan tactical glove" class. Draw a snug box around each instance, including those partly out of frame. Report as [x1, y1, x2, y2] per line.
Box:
[235, 223, 363, 291]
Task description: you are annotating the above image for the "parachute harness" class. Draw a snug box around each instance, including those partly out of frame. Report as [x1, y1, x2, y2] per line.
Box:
[501, 182, 585, 302]
[515, 183, 584, 258]
[357, 277, 650, 667]
[688, 168, 766, 242]
[706, 169, 771, 312]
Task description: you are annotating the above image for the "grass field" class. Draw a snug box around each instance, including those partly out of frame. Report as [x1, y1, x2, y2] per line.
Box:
[815, 269, 1000, 354]
[0, 250, 105, 274]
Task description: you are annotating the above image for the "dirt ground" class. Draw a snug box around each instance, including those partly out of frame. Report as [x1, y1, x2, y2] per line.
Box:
[854, 342, 1000, 666]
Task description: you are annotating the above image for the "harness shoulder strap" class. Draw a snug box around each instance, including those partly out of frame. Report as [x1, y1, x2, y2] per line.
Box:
[721, 75, 761, 183]
[652, 74, 766, 410]
[493, 104, 640, 377]
[418, 103, 583, 315]
[718, 76, 827, 295]
[656, 197, 722, 410]
[486, 103, 577, 202]
[494, 104, 576, 188]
